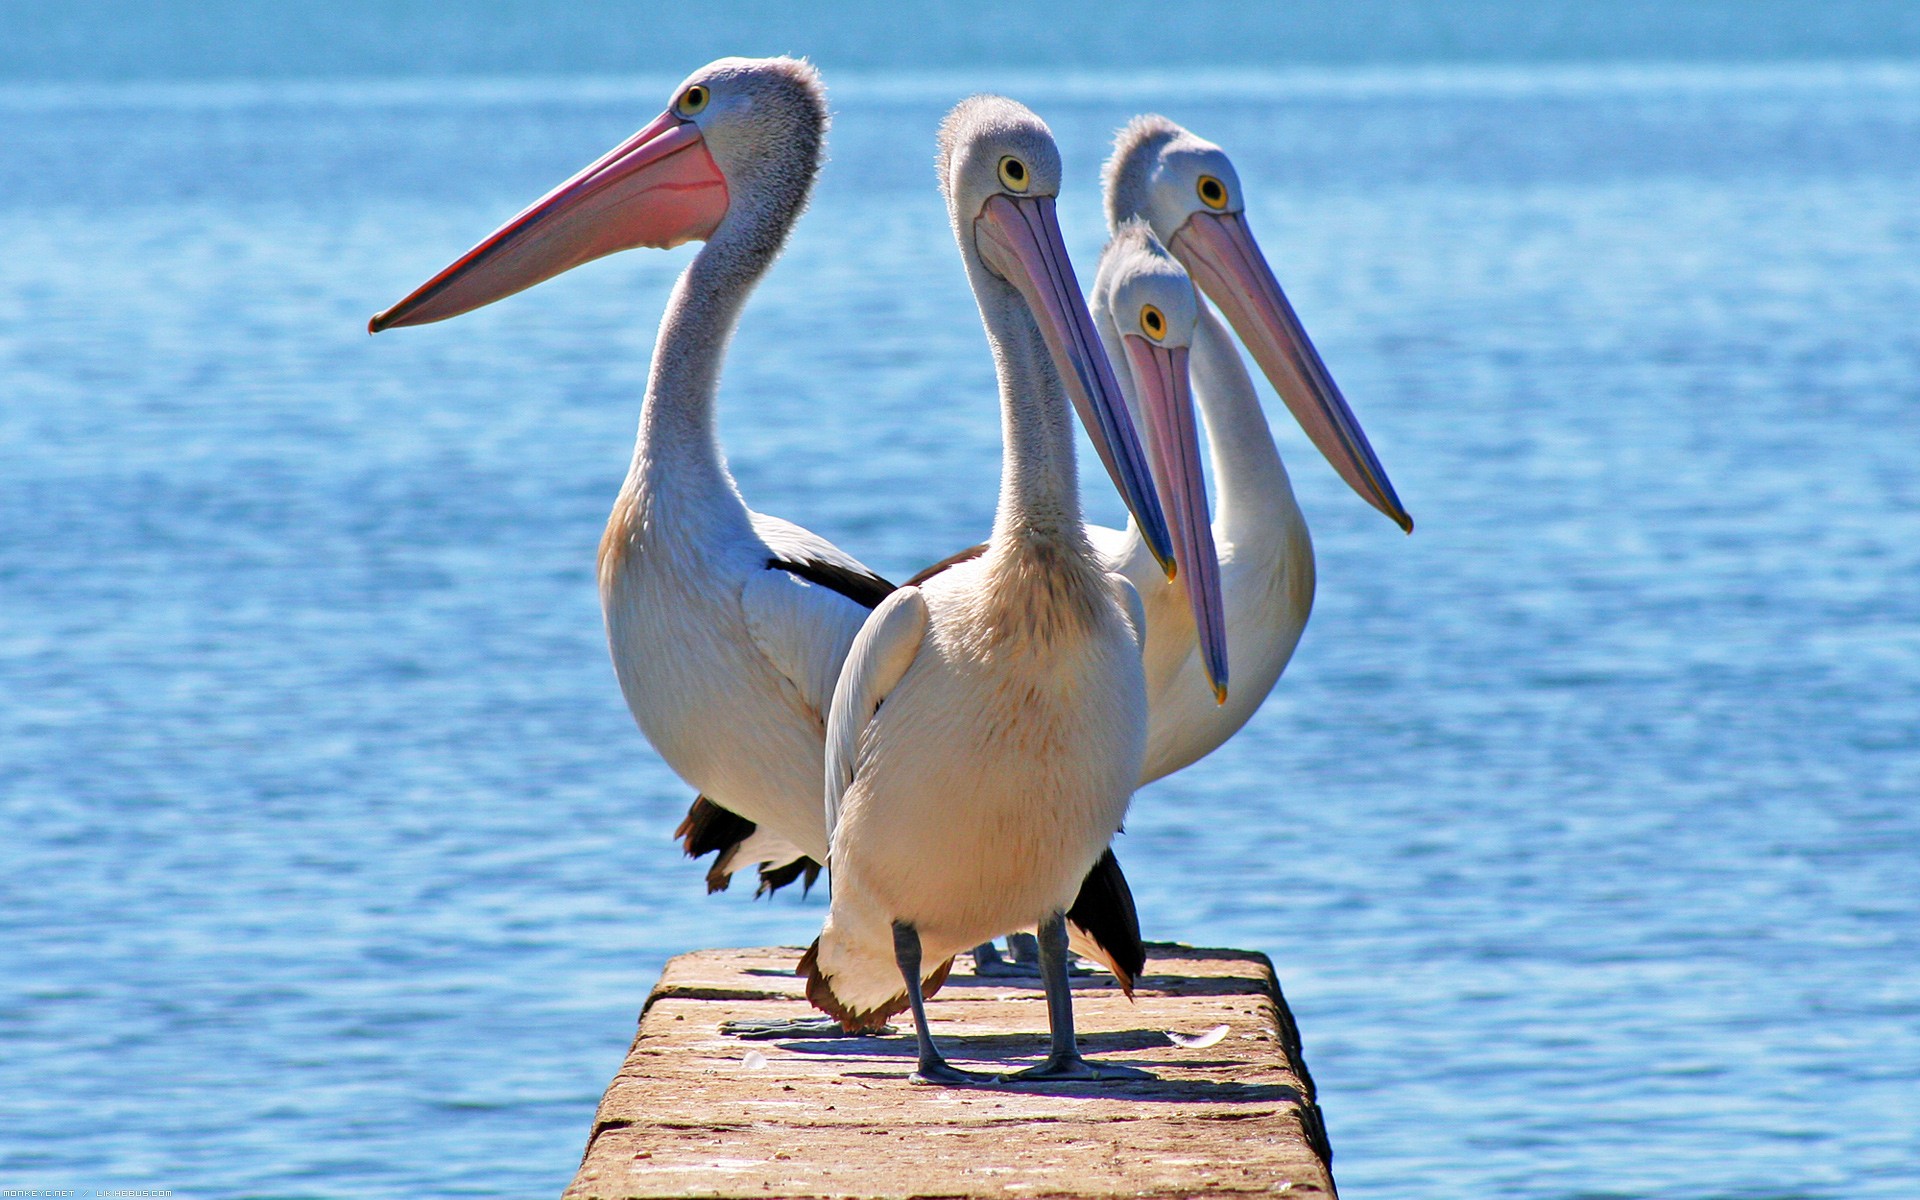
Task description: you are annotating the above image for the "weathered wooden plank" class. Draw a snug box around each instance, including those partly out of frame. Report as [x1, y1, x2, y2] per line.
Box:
[566, 943, 1335, 1199]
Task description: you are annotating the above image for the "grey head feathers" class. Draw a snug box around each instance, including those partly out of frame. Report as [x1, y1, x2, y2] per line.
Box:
[1103, 216, 1179, 275]
[1095, 218, 1199, 347]
[936, 94, 1062, 240]
[1103, 114, 1186, 232]
[685, 56, 830, 277]
[937, 95, 1033, 200]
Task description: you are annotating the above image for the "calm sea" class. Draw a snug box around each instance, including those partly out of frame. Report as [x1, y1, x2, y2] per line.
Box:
[3, 11, 1918, 1198]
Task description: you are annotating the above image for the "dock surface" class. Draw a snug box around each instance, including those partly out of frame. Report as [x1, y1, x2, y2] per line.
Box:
[565, 943, 1335, 1199]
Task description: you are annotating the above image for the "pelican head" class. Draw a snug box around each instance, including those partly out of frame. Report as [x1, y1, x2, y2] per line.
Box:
[370, 57, 827, 332]
[1105, 116, 1412, 533]
[937, 95, 1175, 575]
[1092, 222, 1228, 703]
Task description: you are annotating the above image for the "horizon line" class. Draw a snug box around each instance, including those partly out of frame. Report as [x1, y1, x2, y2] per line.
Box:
[4, 57, 1920, 113]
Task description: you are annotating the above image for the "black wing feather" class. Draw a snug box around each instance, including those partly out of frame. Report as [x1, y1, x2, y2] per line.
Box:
[1066, 848, 1146, 990]
[675, 797, 757, 894]
[904, 541, 988, 587]
[675, 795, 823, 898]
[765, 555, 896, 610]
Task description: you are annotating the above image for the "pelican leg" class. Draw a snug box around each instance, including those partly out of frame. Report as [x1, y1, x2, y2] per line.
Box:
[1001, 911, 1152, 1083]
[971, 939, 1036, 977]
[1007, 932, 1042, 964]
[972, 933, 1089, 978]
[1009, 931, 1089, 974]
[896, 921, 992, 1086]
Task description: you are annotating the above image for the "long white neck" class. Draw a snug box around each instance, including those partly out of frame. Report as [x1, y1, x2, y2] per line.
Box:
[627, 238, 764, 537]
[1189, 299, 1302, 545]
[976, 278, 1089, 559]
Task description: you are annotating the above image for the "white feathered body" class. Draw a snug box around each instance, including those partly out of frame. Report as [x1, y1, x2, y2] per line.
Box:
[599, 471, 871, 866]
[1096, 498, 1311, 783]
[1097, 301, 1316, 784]
[811, 545, 1147, 1018]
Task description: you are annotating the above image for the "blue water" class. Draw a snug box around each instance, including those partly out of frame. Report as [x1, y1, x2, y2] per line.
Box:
[4, 24, 1920, 1200]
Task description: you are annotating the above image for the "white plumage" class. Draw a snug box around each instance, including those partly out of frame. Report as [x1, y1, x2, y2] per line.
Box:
[811, 553, 1149, 1007]
[373, 58, 887, 868]
[1087, 228, 1315, 784]
[1093, 117, 1412, 783]
[802, 97, 1181, 1084]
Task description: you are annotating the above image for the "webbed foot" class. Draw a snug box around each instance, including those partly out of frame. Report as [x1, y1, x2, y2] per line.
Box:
[909, 1058, 998, 1086]
[999, 1053, 1154, 1083]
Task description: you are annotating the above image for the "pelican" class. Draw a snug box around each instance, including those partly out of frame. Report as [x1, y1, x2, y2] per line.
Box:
[1099, 116, 1411, 782]
[367, 61, 1186, 1019]
[370, 59, 891, 882]
[801, 96, 1223, 1084]
[895, 120, 1415, 977]
[690, 116, 1415, 982]
[922, 114, 1415, 798]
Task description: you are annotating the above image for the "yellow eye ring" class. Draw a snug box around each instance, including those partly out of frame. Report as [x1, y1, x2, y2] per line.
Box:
[998, 156, 1030, 192]
[677, 84, 710, 117]
[1140, 304, 1167, 341]
[1197, 174, 1229, 210]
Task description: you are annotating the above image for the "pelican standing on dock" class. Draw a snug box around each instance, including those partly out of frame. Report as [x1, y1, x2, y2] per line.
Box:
[679, 113, 1416, 992]
[957, 121, 1418, 974]
[803, 97, 1221, 1083]
[369, 61, 1184, 995]
[369, 60, 909, 876]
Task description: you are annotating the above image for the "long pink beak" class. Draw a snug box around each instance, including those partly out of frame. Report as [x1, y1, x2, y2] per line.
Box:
[975, 193, 1176, 574]
[1124, 336, 1228, 703]
[369, 110, 729, 332]
[1171, 210, 1412, 533]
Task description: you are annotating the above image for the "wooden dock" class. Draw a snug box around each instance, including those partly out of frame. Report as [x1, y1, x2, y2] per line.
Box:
[564, 943, 1336, 1199]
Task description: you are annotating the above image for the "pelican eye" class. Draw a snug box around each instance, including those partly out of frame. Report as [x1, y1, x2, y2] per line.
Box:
[1197, 174, 1229, 210]
[998, 156, 1030, 192]
[677, 84, 710, 117]
[1140, 304, 1167, 341]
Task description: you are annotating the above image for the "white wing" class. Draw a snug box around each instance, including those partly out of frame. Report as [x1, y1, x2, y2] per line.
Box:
[753, 512, 887, 584]
[823, 586, 928, 844]
[741, 512, 893, 723]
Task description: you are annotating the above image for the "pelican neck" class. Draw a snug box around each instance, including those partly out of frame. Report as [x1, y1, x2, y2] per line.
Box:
[1188, 298, 1302, 543]
[629, 236, 766, 518]
[977, 274, 1091, 557]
